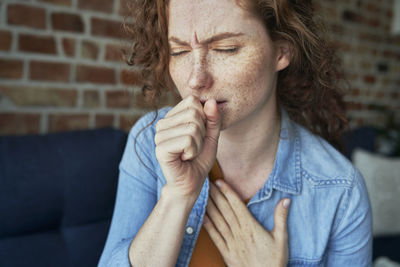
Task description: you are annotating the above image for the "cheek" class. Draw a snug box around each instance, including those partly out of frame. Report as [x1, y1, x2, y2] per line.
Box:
[169, 59, 190, 97]
[213, 48, 275, 96]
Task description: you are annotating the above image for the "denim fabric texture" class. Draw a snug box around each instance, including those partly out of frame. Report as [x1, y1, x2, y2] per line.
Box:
[98, 107, 372, 267]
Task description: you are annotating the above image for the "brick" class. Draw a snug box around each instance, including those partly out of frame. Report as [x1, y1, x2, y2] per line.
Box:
[346, 73, 359, 81]
[359, 32, 383, 43]
[133, 90, 173, 109]
[345, 102, 363, 111]
[363, 75, 376, 84]
[383, 50, 395, 59]
[106, 90, 131, 108]
[105, 44, 124, 62]
[18, 34, 56, 54]
[78, 0, 114, 13]
[0, 86, 77, 107]
[51, 12, 84, 33]
[0, 59, 23, 79]
[366, 3, 380, 14]
[382, 78, 393, 87]
[83, 90, 100, 108]
[62, 38, 75, 57]
[39, 0, 71, 6]
[76, 65, 116, 84]
[91, 18, 123, 39]
[119, 0, 131, 16]
[119, 114, 141, 132]
[0, 113, 41, 135]
[377, 63, 389, 73]
[49, 114, 89, 132]
[81, 40, 99, 60]
[330, 23, 344, 35]
[95, 114, 114, 128]
[360, 61, 372, 71]
[333, 41, 352, 52]
[351, 88, 360, 96]
[29, 61, 70, 82]
[355, 45, 370, 54]
[0, 30, 12, 51]
[7, 4, 46, 29]
[367, 18, 380, 28]
[376, 92, 384, 98]
[342, 10, 364, 24]
[121, 69, 142, 86]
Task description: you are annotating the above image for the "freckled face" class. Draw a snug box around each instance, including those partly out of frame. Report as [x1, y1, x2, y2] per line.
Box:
[168, 0, 282, 130]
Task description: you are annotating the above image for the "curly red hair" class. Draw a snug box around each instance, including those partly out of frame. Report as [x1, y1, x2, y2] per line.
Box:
[124, 0, 348, 147]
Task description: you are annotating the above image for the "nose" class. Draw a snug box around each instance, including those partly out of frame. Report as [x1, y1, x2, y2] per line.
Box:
[188, 50, 213, 91]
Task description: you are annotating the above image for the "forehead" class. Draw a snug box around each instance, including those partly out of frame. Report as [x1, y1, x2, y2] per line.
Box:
[168, 0, 261, 41]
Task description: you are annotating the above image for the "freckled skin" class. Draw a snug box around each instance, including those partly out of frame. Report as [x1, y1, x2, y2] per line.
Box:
[168, 0, 284, 131]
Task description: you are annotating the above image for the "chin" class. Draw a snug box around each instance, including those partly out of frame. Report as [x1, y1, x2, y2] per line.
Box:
[219, 116, 235, 131]
[220, 122, 228, 131]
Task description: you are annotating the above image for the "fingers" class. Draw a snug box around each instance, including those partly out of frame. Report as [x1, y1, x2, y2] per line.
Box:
[213, 180, 253, 227]
[155, 96, 207, 162]
[202, 215, 229, 255]
[206, 198, 233, 242]
[208, 182, 240, 232]
[155, 134, 198, 162]
[272, 198, 291, 243]
[155, 121, 205, 155]
[156, 107, 206, 134]
[165, 95, 206, 123]
[200, 99, 221, 161]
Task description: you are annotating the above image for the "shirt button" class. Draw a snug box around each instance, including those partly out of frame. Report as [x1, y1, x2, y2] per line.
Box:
[186, 226, 194, 235]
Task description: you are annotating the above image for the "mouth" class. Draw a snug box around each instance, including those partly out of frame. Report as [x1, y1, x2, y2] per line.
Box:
[199, 100, 227, 108]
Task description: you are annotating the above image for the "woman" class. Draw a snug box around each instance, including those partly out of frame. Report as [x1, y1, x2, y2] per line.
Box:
[99, 0, 372, 266]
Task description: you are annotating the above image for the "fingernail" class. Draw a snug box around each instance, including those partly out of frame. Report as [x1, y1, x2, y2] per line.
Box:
[215, 180, 221, 187]
[283, 198, 291, 209]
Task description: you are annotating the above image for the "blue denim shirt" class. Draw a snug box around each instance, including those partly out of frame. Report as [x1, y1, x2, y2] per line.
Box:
[99, 107, 372, 267]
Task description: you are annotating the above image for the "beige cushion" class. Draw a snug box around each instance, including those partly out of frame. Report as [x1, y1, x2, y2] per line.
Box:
[374, 257, 400, 267]
[353, 149, 400, 236]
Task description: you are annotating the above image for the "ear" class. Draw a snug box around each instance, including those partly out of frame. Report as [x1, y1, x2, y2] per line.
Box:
[274, 41, 292, 72]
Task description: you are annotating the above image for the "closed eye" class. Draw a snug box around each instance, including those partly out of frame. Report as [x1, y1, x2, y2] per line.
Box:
[170, 50, 189, 56]
[213, 47, 239, 53]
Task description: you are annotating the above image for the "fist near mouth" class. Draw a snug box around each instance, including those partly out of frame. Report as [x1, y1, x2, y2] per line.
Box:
[155, 95, 222, 201]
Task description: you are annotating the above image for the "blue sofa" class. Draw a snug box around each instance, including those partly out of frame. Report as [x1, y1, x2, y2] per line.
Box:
[0, 128, 127, 267]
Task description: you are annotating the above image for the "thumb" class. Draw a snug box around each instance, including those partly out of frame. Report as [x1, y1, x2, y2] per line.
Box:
[272, 198, 291, 243]
[200, 99, 221, 159]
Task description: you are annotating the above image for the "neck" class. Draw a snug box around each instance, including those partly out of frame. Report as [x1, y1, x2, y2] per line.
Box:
[216, 98, 281, 179]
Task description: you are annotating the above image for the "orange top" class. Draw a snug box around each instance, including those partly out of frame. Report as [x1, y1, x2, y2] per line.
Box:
[189, 160, 226, 267]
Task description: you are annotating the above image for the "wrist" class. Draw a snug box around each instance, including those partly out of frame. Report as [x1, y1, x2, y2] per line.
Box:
[161, 185, 199, 212]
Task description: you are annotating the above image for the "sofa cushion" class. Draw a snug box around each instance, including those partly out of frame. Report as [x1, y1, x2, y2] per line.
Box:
[353, 148, 400, 236]
[0, 128, 127, 266]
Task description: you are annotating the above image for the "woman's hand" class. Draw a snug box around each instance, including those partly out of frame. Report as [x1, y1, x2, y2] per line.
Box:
[155, 95, 221, 202]
[204, 180, 291, 267]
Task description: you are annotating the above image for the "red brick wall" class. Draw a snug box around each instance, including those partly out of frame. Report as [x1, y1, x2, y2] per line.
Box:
[0, 0, 178, 135]
[314, 0, 400, 128]
[0, 0, 399, 135]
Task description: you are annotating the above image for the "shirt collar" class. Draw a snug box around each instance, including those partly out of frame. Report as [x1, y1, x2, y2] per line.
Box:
[262, 108, 302, 196]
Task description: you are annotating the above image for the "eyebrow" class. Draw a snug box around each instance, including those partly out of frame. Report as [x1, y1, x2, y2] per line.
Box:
[168, 32, 244, 46]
